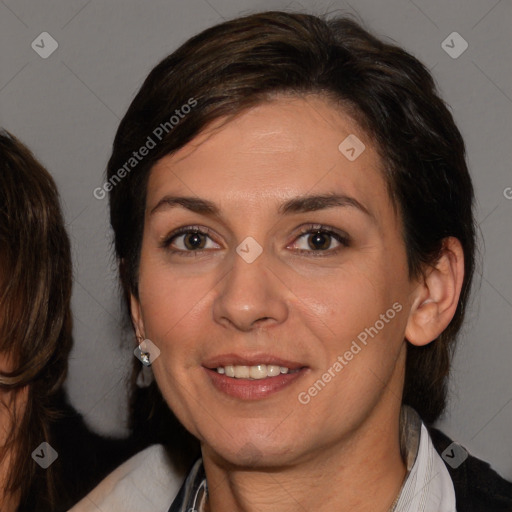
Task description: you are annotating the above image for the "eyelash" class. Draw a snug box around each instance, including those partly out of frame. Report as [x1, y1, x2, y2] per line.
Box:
[161, 224, 350, 257]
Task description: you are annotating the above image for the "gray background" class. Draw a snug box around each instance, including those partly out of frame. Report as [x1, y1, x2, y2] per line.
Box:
[1, 0, 511, 480]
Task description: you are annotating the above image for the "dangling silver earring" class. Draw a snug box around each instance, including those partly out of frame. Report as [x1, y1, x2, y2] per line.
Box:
[136, 364, 154, 388]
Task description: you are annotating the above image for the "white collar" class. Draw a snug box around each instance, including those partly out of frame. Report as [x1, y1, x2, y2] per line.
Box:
[68, 444, 184, 512]
[393, 406, 457, 512]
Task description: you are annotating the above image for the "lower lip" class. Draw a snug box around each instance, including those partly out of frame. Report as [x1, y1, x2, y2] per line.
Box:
[204, 367, 308, 400]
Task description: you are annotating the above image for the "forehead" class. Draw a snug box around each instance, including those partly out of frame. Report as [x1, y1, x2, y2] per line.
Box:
[146, 95, 391, 219]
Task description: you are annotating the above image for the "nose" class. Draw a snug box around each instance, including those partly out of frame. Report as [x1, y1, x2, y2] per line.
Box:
[212, 248, 288, 332]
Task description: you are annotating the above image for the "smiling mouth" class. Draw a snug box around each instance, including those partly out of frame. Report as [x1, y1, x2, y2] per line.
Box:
[204, 364, 309, 400]
[214, 364, 304, 379]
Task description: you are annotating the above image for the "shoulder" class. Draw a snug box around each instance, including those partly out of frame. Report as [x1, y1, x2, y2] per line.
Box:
[68, 444, 186, 512]
[428, 426, 512, 512]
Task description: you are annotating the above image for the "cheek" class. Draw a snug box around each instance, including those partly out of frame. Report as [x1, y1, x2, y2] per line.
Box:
[291, 263, 407, 382]
[137, 256, 208, 339]
[290, 266, 389, 332]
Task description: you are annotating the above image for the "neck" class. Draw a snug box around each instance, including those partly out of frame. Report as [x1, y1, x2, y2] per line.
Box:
[202, 402, 407, 512]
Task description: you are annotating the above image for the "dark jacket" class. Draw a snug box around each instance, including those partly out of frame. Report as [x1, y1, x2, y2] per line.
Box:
[429, 427, 512, 511]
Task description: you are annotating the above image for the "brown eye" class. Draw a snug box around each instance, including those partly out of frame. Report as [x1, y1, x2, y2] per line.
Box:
[183, 231, 207, 250]
[307, 231, 332, 250]
[163, 226, 220, 254]
[289, 225, 350, 256]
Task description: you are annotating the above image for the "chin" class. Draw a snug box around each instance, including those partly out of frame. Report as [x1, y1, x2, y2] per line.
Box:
[205, 434, 304, 470]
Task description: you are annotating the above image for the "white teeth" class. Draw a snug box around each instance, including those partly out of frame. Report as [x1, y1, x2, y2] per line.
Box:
[234, 366, 250, 379]
[249, 364, 267, 379]
[267, 365, 281, 376]
[215, 364, 296, 379]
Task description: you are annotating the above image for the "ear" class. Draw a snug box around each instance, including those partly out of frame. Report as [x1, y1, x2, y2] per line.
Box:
[130, 292, 146, 340]
[405, 237, 465, 347]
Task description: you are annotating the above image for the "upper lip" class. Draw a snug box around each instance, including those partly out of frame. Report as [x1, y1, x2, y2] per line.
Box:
[203, 353, 306, 370]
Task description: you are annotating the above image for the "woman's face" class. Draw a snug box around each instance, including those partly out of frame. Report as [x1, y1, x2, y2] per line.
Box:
[132, 95, 419, 467]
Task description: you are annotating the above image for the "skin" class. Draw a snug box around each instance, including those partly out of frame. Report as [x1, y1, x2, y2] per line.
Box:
[131, 95, 464, 512]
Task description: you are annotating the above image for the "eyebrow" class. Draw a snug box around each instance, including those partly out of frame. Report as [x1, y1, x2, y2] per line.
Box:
[150, 193, 372, 218]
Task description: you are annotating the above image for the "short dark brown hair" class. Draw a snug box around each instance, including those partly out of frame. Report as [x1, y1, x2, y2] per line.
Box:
[0, 130, 73, 508]
[107, 11, 475, 432]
